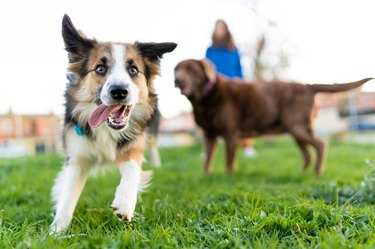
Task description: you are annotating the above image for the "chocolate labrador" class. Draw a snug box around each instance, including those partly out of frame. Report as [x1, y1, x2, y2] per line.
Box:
[174, 59, 372, 175]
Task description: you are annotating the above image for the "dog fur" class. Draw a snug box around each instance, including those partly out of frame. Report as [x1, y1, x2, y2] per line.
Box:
[146, 106, 162, 167]
[50, 14, 176, 233]
[174, 59, 372, 175]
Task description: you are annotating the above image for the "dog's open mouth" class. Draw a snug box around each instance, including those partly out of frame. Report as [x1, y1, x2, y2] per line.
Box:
[88, 104, 132, 130]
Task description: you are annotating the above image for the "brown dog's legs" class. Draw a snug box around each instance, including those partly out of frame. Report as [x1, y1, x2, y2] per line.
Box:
[204, 135, 217, 173]
[294, 139, 311, 170]
[224, 135, 238, 173]
[311, 138, 325, 175]
[290, 127, 325, 175]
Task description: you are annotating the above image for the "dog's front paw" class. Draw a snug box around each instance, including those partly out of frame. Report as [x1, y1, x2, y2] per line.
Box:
[111, 187, 137, 221]
[49, 216, 71, 235]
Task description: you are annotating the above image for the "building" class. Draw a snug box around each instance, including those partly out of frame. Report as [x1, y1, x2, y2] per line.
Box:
[315, 91, 375, 135]
[0, 109, 62, 157]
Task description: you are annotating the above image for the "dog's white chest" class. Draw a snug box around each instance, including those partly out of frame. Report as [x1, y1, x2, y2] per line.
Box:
[66, 127, 120, 165]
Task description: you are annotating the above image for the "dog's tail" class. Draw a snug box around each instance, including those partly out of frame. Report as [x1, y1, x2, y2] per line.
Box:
[309, 78, 373, 93]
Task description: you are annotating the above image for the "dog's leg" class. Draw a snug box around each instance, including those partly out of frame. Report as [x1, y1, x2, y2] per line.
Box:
[50, 162, 89, 234]
[290, 127, 325, 175]
[148, 134, 161, 168]
[224, 135, 238, 173]
[204, 135, 217, 173]
[294, 139, 311, 170]
[311, 137, 325, 175]
[112, 159, 140, 220]
[150, 146, 161, 168]
[112, 147, 150, 220]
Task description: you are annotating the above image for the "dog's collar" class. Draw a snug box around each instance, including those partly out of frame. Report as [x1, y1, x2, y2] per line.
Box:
[75, 123, 90, 136]
[203, 76, 217, 96]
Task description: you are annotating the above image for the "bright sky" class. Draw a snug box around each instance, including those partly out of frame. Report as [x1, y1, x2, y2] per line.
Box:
[1, 0, 374, 118]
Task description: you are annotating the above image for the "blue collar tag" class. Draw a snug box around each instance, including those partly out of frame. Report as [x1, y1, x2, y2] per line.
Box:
[75, 124, 90, 136]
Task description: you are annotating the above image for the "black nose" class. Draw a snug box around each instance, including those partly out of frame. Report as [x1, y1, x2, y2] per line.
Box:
[109, 84, 129, 101]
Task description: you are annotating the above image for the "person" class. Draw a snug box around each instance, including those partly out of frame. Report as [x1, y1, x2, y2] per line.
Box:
[205, 19, 256, 158]
[205, 20, 243, 79]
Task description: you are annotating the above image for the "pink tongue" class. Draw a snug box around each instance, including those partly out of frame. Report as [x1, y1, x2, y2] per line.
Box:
[88, 104, 120, 128]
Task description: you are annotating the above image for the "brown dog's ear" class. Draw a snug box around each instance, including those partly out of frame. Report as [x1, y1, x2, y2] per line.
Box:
[62, 14, 96, 63]
[200, 59, 217, 82]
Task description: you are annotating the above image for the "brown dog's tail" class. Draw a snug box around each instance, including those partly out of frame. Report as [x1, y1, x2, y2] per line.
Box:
[309, 78, 373, 93]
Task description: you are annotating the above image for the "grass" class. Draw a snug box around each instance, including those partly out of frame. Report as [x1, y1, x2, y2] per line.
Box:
[1, 136, 375, 248]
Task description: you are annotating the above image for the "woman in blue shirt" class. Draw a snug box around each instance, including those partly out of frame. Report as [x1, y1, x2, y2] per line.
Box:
[205, 20, 243, 79]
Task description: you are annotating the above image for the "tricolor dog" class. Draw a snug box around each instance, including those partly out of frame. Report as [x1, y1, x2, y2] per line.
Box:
[50, 14, 176, 233]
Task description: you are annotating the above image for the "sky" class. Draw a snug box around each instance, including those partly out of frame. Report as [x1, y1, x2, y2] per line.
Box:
[0, 0, 374, 118]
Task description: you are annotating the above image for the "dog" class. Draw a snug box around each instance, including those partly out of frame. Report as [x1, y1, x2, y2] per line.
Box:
[50, 14, 176, 233]
[146, 104, 162, 167]
[174, 59, 372, 175]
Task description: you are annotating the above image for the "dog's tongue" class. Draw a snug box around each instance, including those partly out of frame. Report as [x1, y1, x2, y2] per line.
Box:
[88, 104, 120, 128]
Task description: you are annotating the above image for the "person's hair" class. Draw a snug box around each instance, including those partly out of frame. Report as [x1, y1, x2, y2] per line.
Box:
[211, 19, 235, 50]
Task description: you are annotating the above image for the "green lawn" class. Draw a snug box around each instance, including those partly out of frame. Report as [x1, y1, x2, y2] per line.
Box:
[1, 136, 375, 248]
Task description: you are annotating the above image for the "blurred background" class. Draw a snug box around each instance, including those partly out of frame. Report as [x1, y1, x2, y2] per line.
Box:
[0, 0, 374, 156]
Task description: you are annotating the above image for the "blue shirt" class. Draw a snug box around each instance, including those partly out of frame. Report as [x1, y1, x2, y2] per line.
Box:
[205, 46, 243, 79]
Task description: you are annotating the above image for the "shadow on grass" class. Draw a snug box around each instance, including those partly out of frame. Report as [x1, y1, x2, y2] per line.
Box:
[199, 170, 309, 185]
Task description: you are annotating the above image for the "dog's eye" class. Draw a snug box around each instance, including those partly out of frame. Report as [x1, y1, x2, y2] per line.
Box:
[128, 66, 138, 76]
[95, 65, 107, 76]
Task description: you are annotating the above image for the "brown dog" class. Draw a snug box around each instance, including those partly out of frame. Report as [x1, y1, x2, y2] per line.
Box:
[174, 59, 372, 175]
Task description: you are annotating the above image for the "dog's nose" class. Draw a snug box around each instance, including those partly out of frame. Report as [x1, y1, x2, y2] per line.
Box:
[174, 76, 184, 87]
[109, 84, 129, 101]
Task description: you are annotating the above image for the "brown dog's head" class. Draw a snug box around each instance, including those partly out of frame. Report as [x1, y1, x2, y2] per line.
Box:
[174, 59, 216, 100]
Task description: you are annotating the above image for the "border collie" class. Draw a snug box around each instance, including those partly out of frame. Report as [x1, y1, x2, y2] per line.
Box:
[50, 14, 176, 233]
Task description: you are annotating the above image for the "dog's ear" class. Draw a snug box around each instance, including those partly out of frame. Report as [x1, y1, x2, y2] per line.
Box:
[136, 42, 177, 63]
[199, 59, 217, 82]
[62, 14, 96, 63]
[135, 42, 177, 84]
